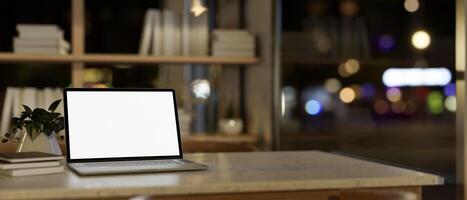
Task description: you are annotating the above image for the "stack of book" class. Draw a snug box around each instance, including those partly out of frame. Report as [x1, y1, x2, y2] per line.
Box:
[0, 152, 64, 177]
[13, 24, 70, 55]
[211, 29, 255, 57]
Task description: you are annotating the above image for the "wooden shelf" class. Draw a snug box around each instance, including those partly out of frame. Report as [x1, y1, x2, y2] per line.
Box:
[0, 53, 259, 65]
[182, 134, 258, 144]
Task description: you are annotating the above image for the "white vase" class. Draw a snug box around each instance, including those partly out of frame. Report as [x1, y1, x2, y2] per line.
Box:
[218, 118, 244, 135]
[16, 132, 62, 155]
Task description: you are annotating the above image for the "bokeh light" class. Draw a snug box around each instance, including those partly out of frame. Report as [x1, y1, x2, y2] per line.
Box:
[338, 63, 351, 77]
[404, 0, 419, 12]
[391, 101, 406, 114]
[444, 83, 456, 96]
[344, 59, 360, 74]
[427, 91, 444, 114]
[386, 88, 402, 102]
[445, 96, 456, 112]
[411, 30, 431, 49]
[324, 78, 342, 93]
[350, 84, 362, 99]
[305, 100, 322, 116]
[339, 87, 356, 103]
[191, 79, 211, 101]
[378, 34, 395, 51]
[382, 68, 451, 87]
[374, 100, 389, 115]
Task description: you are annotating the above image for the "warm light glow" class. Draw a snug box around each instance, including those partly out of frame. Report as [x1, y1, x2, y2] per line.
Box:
[411, 30, 431, 49]
[191, 79, 210, 100]
[191, 0, 207, 17]
[382, 68, 451, 87]
[338, 63, 351, 77]
[391, 101, 406, 114]
[374, 100, 389, 115]
[339, 87, 356, 103]
[324, 78, 342, 93]
[344, 59, 360, 74]
[305, 100, 322, 116]
[386, 88, 402, 102]
[404, 0, 419, 12]
[445, 96, 456, 112]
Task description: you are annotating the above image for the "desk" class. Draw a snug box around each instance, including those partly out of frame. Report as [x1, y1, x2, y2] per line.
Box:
[0, 151, 443, 200]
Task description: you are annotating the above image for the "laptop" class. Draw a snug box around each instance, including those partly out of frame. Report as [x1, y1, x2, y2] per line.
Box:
[63, 88, 208, 176]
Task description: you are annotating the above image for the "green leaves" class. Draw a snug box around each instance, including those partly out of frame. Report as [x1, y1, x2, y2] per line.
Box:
[48, 100, 61, 112]
[23, 105, 32, 114]
[5, 99, 65, 142]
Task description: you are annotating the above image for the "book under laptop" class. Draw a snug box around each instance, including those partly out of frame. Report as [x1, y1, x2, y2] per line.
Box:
[63, 88, 208, 176]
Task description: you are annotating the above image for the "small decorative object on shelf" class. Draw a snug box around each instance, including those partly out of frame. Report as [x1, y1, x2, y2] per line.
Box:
[218, 102, 243, 135]
[3, 100, 64, 155]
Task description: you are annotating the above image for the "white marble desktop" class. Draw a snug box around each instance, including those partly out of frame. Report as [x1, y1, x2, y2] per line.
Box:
[0, 151, 443, 199]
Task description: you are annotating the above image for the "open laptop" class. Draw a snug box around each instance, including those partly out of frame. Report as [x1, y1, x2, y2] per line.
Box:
[63, 88, 208, 176]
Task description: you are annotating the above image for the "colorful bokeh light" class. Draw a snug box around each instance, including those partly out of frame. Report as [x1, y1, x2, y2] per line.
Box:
[443, 83, 456, 96]
[378, 34, 395, 51]
[427, 91, 444, 114]
[305, 100, 322, 116]
[339, 87, 356, 103]
[386, 88, 402, 102]
[445, 96, 456, 112]
[412, 30, 431, 49]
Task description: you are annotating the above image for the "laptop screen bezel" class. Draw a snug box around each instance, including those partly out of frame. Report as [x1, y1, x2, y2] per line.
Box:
[63, 88, 184, 163]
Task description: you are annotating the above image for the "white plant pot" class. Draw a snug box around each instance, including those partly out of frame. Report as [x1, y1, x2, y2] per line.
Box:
[16, 132, 62, 155]
[218, 118, 244, 135]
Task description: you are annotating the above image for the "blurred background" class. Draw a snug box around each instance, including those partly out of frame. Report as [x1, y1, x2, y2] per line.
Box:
[0, 0, 456, 199]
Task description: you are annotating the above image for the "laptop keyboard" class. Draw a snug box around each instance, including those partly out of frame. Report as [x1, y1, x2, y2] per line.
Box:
[83, 160, 182, 167]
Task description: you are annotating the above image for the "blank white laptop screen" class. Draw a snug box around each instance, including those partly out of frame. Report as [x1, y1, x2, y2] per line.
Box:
[66, 91, 181, 160]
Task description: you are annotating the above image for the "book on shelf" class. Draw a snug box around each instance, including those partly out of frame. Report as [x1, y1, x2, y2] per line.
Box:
[14, 24, 69, 55]
[212, 43, 255, 51]
[151, 9, 162, 56]
[16, 24, 60, 34]
[211, 29, 255, 57]
[2, 165, 64, 177]
[14, 46, 68, 55]
[138, 9, 155, 55]
[212, 51, 255, 57]
[18, 30, 64, 40]
[162, 9, 178, 56]
[14, 37, 70, 50]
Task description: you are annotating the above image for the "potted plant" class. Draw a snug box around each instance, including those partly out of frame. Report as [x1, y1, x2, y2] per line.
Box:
[3, 100, 64, 155]
[218, 101, 243, 135]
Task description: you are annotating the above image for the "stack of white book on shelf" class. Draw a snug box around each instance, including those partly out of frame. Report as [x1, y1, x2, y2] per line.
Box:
[211, 29, 255, 57]
[13, 24, 70, 55]
[0, 152, 64, 177]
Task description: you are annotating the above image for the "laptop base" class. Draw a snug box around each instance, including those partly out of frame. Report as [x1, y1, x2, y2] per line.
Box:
[68, 159, 208, 176]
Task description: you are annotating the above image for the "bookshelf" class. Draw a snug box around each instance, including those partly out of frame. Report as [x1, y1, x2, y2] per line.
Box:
[0, 0, 272, 150]
[0, 53, 259, 65]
